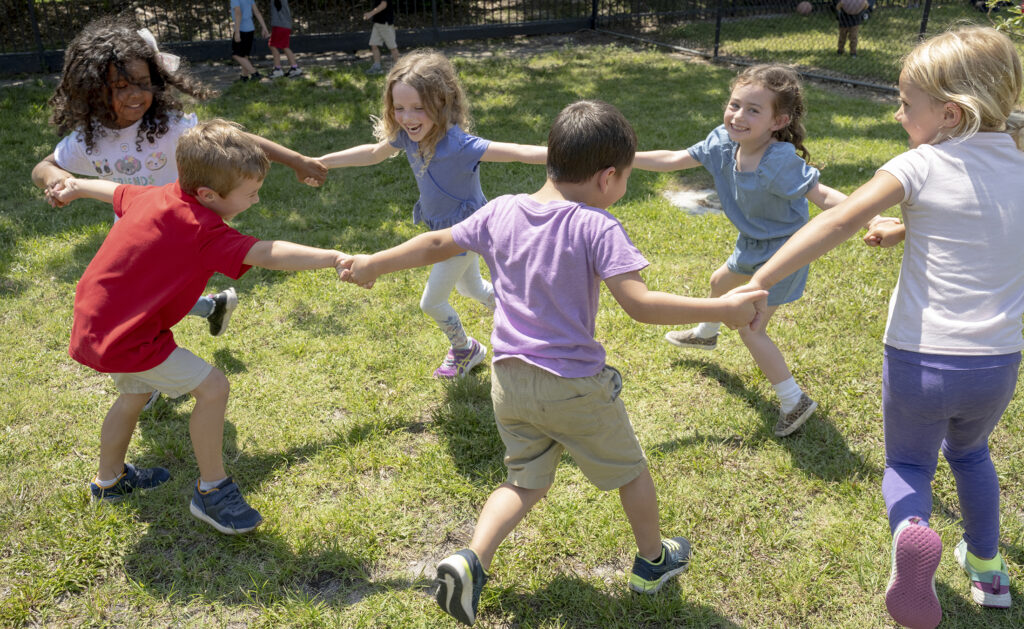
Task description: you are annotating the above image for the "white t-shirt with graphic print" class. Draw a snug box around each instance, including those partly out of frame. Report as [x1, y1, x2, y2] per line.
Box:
[54, 112, 198, 187]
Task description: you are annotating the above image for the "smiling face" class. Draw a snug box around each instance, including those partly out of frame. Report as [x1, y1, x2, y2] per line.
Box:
[106, 58, 154, 129]
[200, 177, 264, 221]
[722, 82, 788, 147]
[895, 73, 951, 149]
[390, 81, 436, 142]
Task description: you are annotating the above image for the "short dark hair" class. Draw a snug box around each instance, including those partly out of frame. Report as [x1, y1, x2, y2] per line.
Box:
[546, 100, 636, 183]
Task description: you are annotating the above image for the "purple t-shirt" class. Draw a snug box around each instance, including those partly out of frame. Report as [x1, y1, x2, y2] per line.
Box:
[451, 193, 649, 378]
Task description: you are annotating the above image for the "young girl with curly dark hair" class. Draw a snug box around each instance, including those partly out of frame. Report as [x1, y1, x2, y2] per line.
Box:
[31, 15, 327, 342]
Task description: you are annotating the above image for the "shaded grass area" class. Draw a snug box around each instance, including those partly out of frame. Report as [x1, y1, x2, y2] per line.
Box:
[2, 41, 1024, 628]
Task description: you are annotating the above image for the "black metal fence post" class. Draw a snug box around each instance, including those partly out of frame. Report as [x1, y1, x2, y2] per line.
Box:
[918, 0, 933, 40]
[591, 0, 599, 30]
[713, 0, 724, 59]
[27, 0, 48, 73]
[432, 0, 440, 45]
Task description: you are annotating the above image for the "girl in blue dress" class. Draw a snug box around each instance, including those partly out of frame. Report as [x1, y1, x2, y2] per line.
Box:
[634, 64, 846, 437]
[320, 49, 546, 378]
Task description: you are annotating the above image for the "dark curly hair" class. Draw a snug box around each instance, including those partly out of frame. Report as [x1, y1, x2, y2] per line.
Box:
[48, 14, 213, 154]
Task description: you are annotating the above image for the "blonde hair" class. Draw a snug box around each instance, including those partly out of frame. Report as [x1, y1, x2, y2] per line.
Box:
[902, 25, 1024, 149]
[176, 119, 270, 196]
[732, 64, 810, 161]
[373, 50, 472, 167]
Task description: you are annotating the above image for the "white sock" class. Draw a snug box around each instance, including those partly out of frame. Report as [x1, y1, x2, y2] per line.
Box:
[693, 321, 721, 338]
[773, 377, 804, 414]
[199, 477, 227, 492]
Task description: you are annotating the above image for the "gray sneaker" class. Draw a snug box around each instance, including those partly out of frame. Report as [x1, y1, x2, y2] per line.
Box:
[774, 394, 817, 437]
[664, 329, 718, 350]
[365, 64, 383, 75]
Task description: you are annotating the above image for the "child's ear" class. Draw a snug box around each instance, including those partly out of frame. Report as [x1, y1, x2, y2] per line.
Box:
[194, 186, 219, 204]
[597, 166, 617, 192]
[772, 113, 791, 132]
[942, 102, 963, 129]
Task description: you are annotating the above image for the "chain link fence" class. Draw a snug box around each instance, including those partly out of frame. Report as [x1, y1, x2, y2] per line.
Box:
[3, 0, 1018, 88]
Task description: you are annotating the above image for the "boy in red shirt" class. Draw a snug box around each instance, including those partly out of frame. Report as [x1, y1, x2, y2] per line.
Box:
[56, 119, 347, 534]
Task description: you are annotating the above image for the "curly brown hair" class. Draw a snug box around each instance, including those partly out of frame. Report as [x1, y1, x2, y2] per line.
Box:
[48, 15, 213, 154]
[731, 64, 810, 161]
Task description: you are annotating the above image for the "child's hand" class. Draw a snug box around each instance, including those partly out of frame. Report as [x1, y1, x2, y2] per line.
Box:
[362, 11, 373, 20]
[295, 157, 328, 187]
[720, 287, 769, 330]
[44, 177, 72, 207]
[47, 177, 82, 207]
[863, 218, 905, 248]
[338, 254, 377, 289]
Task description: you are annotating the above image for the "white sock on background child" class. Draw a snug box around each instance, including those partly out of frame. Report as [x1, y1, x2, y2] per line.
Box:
[773, 377, 804, 413]
[693, 321, 721, 338]
[199, 477, 227, 491]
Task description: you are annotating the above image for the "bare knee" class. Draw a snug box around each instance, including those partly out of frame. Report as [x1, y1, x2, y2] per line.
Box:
[191, 367, 229, 405]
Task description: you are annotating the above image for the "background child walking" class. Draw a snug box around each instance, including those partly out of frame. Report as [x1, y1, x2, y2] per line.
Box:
[738, 26, 1024, 629]
[319, 49, 546, 378]
[363, 1, 399, 75]
[54, 119, 349, 535]
[230, 0, 269, 81]
[633, 64, 846, 437]
[268, 0, 303, 78]
[340, 100, 766, 626]
[31, 16, 327, 338]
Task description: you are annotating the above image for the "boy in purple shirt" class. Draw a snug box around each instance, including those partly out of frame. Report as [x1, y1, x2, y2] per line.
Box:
[341, 100, 765, 626]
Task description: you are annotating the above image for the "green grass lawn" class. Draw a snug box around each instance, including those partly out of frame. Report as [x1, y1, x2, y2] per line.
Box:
[650, 2, 1018, 85]
[2, 42, 1023, 628]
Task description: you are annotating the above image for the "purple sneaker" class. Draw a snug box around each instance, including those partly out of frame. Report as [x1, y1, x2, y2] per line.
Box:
[885, 517, 942, 629]
[433, 338, 487, 378]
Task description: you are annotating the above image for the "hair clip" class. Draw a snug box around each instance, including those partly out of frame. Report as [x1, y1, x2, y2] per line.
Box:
[137, 28, 181, 73]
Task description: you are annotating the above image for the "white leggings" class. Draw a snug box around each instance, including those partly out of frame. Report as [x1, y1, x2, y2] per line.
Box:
[420, 252, 495, 348]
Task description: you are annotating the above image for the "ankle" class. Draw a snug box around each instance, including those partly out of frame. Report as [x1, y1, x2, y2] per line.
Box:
[967, 549, 1003, 572]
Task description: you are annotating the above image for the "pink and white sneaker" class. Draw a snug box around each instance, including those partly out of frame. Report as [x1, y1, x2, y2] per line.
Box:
[433, 338, 487, 378]
[885, 517, 943, 629]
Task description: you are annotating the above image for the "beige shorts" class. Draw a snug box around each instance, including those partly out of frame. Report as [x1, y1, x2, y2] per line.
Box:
[369, 22, 397, 49]
[111, 347, 213, 398]
[491, 358, 647, 491]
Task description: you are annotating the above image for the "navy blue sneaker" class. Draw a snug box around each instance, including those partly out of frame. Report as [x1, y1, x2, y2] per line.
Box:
[189, 477, 263, 534]
[629, 537, 692, 594]
[90, 463, 170, 502]
[436, 548, 488, 625]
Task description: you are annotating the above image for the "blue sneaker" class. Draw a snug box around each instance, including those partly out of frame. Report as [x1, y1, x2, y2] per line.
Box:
[189, 477, 263, 534]
[436, 548, 488, 625]
[629, 537, 692, 594]
[90, 463, 170, 502]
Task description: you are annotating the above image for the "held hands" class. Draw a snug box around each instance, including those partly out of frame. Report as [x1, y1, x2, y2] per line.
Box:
[46, 177, 82, 207]
[723, 283, 770, 332]
[44, 177, 72, 207]
[863, 216, 905, 248]
[336, 254, 378, 289]
[296, 156, 328, 187]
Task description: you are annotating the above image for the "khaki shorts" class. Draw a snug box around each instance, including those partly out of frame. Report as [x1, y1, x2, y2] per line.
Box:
[491, 358, 647, 491]
[111, 347, 213, 398]
[369, 22, 397, 49]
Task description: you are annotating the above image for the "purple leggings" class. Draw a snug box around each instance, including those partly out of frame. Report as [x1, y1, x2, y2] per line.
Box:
[882, 346, 1020, 559]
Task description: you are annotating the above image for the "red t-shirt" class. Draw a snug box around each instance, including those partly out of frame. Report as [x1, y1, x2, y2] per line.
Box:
[69, 183, 259, 373]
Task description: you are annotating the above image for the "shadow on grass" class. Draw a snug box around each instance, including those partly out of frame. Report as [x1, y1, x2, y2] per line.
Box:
[484, 573, 743, 628]
[432, 371, 507, 484]
[655, 357, 876, 482]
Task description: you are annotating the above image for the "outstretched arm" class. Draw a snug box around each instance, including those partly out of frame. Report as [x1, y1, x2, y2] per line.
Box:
[632, 149, 701, 172]
[49, 177, 119, 206]
[805, 181, 847, 211]
[748, 170, 905, 292]
[247, 133, 328, 186]
[319, 141, 400, 169]
[605, 270, 766, 329]
[243, 241, 347, 275]
[341, 229, 466, 288]
[481, 141, 547, 165]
